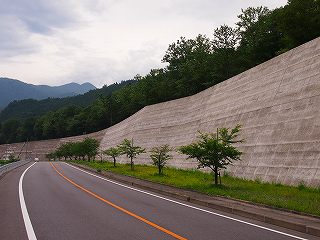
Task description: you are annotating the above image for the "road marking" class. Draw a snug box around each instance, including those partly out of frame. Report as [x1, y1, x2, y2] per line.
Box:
[19, 162, 37, 240]
[65, 162, 308, 240]
[50, 163, 187, 240]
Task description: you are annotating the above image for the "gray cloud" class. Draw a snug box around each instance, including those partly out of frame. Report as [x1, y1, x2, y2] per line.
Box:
[64, 40, 165, 87]
[0, 0, 78, 33]
[0, 15, 37, 57]
[0, 0, 82, 59]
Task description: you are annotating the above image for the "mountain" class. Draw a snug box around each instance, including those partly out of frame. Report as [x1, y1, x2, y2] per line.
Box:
[0, 78, 96, 109]
[0, 80, 135, 121]
[36, 82, 97, 97]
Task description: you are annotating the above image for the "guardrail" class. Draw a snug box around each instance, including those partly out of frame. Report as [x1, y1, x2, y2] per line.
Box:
[0, 160, 31, 177]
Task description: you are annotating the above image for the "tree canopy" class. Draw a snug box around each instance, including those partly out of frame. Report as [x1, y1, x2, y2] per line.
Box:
[179, 126, 243, 185]
[150, 144, 173, 175]
[47, 137, 99, 161]
[104, 147, 121, 167]
[118, 139, 145, 170]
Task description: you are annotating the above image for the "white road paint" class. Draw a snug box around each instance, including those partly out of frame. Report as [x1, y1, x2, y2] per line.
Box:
[19, 162, 37, 240]
[65, 162, 308, 240]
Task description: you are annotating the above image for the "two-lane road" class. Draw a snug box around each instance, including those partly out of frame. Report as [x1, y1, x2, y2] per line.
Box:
[0, 162, 316, 239]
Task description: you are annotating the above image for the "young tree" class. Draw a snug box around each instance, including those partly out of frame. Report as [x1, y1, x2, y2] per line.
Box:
[104, 147, 121, 167]
[53, 148, 61, 161]
[56, 142, 74, 161]
[46, 152, 57, 161]
[69, 141, 81, 160]
[8, 154, 17, 162]
[82, 137, 99, 161]
[179, 125, 243, 185]
[150, 144, 173, 175]
[118, 138, 145, 170]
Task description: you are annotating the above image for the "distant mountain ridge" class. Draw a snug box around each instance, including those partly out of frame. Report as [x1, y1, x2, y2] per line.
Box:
[0, 78, 96, 109]
[0, 80, 134, 121]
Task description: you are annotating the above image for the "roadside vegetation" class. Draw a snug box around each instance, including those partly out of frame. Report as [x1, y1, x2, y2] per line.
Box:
[179, 125, 243, 185]
[47, 127, 320, 216]
[46, 137, 99, 161]
[0, 160, 12, 166]
[117, 139, 145, 171]
[70, 160, 320, 216]
[0, 156, 18, 166]
[150, 144, 173, 175]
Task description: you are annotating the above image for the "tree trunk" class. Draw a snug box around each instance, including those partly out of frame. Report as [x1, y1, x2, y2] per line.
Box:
[214, 167, 219, 185]
[158, 164, 161, 175]
[113, 157, 116, 167]
[130, 157, 134, 171]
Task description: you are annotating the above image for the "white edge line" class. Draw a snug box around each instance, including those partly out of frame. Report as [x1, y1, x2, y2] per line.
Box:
[64, 163, 308, 240]
[19, 162, 37, 240]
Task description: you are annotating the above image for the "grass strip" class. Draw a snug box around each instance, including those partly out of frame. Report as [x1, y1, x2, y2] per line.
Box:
[0, 159, 15, 166]
[70, 160, 320, 216]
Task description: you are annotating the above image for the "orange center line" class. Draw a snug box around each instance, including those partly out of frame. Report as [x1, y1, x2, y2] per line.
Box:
[50, 163, 187, 240]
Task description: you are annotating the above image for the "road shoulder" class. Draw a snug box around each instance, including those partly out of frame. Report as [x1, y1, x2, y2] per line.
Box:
[69, 161, 320, 238]
[0, 162, 33, 240]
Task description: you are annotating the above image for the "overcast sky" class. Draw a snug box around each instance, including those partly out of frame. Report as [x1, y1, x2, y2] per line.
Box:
[0, 0, 287, 88]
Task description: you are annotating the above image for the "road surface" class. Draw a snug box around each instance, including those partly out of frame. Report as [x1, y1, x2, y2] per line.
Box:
[0, 162, 316, 240]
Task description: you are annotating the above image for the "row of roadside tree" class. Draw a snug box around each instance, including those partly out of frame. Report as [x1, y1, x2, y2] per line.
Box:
[47, 125, 243, 185]
[46, 137, 100, 162]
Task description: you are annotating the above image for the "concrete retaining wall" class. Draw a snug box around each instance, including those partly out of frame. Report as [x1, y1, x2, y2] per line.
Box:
[100, 37, 320, 186]
[1, 37, 319, 186]
[0, 129, 106, 162]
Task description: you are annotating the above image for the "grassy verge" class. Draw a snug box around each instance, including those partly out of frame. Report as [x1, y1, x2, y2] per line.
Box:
[0, 160, 15, 166]
[70, 160, 320, 216]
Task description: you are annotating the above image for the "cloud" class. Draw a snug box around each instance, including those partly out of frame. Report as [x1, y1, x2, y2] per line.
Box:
[61, 40, 166, 87]
[0, 0, 82, 59]
[0, 0, 78, 33]
[0, 15, 37, 57]
[0, 0, 287, 88]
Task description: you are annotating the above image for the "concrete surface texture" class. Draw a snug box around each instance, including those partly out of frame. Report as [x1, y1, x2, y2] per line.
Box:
[1, 37, 319, 186]
[0, 129, 106, 162]
[99, 37, 320, 187]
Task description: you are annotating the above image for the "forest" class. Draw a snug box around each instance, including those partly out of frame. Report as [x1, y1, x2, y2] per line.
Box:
[0, 0, 319, 144]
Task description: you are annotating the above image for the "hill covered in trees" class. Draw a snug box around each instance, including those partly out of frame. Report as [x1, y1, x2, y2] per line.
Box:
[0, 0, 319, 144]
[0, 80, 134, 121]
[0, 78, 96, 110]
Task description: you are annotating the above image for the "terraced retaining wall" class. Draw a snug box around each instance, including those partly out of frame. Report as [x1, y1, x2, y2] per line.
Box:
[1, 37, 319, 186]
[0, 129, 106, 162]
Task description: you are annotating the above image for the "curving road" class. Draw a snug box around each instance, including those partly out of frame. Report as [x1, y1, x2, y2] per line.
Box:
[0, 162, 316, 240]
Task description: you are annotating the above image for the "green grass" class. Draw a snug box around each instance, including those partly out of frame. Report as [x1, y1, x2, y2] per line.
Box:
[70, 160, 320, 216]
[0, 159, 15, 166]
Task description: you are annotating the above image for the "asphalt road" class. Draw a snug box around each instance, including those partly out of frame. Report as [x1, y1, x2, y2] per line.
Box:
[0, 162, 317, 240]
